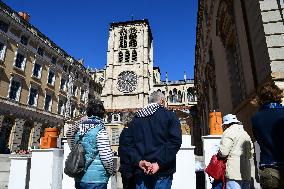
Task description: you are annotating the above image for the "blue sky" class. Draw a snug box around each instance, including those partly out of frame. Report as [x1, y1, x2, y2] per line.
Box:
[3, 0, 198, 81]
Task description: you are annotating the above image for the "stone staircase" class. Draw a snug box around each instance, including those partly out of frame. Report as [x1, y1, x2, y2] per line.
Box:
[0, 154, 10, 189]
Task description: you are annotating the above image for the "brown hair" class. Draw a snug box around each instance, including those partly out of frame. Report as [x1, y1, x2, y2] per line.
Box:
[86, 99, 105, 118]
[255, 81, 283, 106]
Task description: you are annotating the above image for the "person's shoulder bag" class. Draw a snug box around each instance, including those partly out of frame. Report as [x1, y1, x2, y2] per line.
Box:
[205, 126, 242, 189]
[205, 154, 226, 181]
[64, 134, 86, 178]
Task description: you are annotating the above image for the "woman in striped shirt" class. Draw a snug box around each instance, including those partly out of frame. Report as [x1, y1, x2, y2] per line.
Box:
[68, 99, 115, 189]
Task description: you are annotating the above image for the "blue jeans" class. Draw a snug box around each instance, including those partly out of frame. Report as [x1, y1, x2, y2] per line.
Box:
[75, 182, 107, 189]
[212, 180, 223, 189]
[136, 175, 173, 189]
[226, 180, 250, 189]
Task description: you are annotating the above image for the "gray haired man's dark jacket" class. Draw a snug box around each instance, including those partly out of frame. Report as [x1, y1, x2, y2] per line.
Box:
[126, 103, 182, 176]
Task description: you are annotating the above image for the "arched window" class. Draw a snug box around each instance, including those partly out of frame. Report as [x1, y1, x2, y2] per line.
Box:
[168, 90, 173, 103]
[20, 121, 33, 150]
[187, 88, 195, 102]
[119, 29, 127, 48]
[173, 88, 178, 103]
[125, 50, 130, 62]
[0, 117, 14, 153]
[132, 49, 137, 62]
[118, 51, 123, 62]
[112, 113, 120, 122]
[178, 90, 182, 103]
[70, 104, 76, 118]
[216, 0, 245, 107]
[129, 28, 137, 47]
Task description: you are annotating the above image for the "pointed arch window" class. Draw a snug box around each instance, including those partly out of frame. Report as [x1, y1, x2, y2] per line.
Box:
[119, 29, 127, 48]
[177, 90, 182, 103]
[216, 0, 246, 107]
[132, 49, 137, 62]
[187, 88, 196, 102]
[125, 50, 130, 62]
[129, 28, 137, 47]
[173, 88, 178, 103]
[118, 51, 123, 62]
[168, 90, 173, 103]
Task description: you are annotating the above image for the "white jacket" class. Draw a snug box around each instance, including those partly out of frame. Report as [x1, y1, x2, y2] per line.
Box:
[219, 124, 253, 181]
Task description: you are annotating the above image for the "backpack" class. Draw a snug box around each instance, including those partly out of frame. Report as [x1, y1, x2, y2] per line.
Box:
[64, 135, 86, 178]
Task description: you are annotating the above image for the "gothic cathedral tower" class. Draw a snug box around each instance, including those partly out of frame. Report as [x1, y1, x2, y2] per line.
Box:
[101, 20, 154, 109]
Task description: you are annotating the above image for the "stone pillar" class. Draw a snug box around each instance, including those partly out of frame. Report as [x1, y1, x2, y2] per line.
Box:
[8, 155, 31, 189]
[172, 135, 195, 189]
[202, 135, 222, 189]
[29, 149, 64, 189]
[11, 118, 26, 152]
[31, 122, 42, 148]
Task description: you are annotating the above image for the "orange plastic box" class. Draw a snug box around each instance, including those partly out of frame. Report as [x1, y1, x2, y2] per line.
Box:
[209, 111, 223, 135]
[40, 128, 59, 149]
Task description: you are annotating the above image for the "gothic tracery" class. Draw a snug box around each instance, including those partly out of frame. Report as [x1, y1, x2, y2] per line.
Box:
[132, 49, 137, 61]
[129, 28, 137, 47]
[118, 51, 123, 62]
[216, 0, 246, 108]
[125, 50, 130, 62]
[119, 29, 127, 48]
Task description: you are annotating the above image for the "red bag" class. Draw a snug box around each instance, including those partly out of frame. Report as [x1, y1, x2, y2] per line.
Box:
[205, 154, 226, 181]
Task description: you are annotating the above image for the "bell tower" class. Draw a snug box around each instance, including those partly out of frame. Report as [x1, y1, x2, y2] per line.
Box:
[101, 19, 154, 109]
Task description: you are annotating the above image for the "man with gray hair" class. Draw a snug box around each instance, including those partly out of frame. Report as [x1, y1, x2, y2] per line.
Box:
[124, 91, 182, 189]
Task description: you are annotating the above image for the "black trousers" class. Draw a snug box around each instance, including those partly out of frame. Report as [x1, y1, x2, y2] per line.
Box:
[122, 176, 136, 189]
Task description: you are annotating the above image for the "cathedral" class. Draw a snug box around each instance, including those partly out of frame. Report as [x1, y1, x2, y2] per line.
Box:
[90, 19, 198, 153]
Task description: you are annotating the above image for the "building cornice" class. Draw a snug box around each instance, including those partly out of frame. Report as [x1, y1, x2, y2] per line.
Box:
[0, 1, 88, 74]
[110, 19, 153, 41]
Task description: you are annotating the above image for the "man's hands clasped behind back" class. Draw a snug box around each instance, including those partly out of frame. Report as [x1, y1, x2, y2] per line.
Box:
[139, 160, 160, 175]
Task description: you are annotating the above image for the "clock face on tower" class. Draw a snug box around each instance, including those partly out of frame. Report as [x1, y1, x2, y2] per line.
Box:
[117, 71, 138, 93]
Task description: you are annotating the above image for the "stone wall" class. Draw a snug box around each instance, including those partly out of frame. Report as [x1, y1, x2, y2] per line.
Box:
[195, 0, 284, 137]
[259, 0, 284, 81]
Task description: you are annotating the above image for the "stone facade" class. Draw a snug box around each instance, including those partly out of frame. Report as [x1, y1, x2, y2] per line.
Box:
[194, 0, 284, 137]
[0, 2, 101, 152]
[91, 20, 198, 153]
[101, 20, 154, 110]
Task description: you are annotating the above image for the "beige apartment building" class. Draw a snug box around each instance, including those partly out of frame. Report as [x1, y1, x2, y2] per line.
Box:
[195, 0, 284, 137]
[0, 2, 99, 153]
